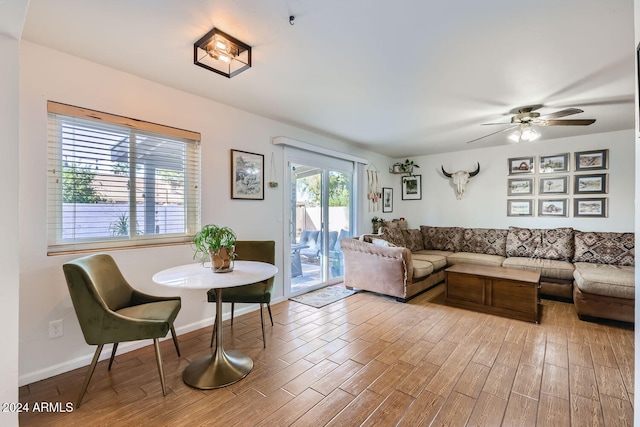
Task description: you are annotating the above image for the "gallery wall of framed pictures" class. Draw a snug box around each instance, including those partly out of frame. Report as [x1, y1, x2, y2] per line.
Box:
[506, 149, 608, 218]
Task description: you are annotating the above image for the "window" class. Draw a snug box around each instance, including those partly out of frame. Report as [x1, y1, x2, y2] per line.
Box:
[47, 101, 201, 254]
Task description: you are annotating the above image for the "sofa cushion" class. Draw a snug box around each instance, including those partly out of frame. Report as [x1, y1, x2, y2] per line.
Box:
[412, 251, 447, 270]
[506, 226, 540, 257]
[412, 259, 434, 279]
[420, 226, 463, 252]
[573, 262, 635, 299]
[379, 227, 407, 247]
[447, 252, 505, 267]
[420, 249, 454, 258]
[402, 229, 424, 252]
[459, 228, 508, 256]
[502, 257, 575, 281]
[574, 231, 635, 266]
[506, 226, 574, 261]
[537, 227, 574, 261]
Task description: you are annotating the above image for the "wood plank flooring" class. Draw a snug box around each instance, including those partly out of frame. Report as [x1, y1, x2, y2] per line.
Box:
[19, 285, 634, 426]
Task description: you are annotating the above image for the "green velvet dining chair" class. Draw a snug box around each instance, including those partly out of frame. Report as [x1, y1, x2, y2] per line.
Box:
[63, 253, 182, 408]
[208, 240, 276, 348]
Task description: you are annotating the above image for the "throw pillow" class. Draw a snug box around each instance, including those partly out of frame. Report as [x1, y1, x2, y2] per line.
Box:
[420, 226, 463, 251]
[506, 226, 540, 257]
[459, 228, 508, 256]
[379, 227, 407, 247]
[402, 229, 424, 252]
[536, 227, 574, 261]
[574, 231, 635, 266]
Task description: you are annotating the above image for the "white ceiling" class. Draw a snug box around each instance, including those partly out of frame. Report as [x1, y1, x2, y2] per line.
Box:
[21, 0, 636, 157]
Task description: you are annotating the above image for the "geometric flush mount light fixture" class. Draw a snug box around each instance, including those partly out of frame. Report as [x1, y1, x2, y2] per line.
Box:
[193, 27, 251, 78]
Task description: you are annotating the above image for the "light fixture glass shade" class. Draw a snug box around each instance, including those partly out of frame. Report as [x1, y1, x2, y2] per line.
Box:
[508, 124, 540, 143]
[520, 125, 540, 142]
[194, 28, 251, 78]
[508, 129, 522, 143]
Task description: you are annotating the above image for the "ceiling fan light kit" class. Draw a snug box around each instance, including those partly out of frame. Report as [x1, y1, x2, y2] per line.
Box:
[508, 124, 541, 143]
[468, 106, 596, 144]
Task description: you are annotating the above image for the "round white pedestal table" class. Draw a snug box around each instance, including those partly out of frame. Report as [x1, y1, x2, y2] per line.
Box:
[152, 260, 278, 389]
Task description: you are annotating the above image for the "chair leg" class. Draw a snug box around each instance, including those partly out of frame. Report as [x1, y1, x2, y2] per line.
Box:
[259, 303, 266, 348]
[267, 303, 274, 326]
[210, 310, 218, 348]
[108, 343, 119, 370]
[170, 325, 181, 357]
[231, 302, 235, 326]
[153, 338, 167, 396]
[77, 344, 104, 408]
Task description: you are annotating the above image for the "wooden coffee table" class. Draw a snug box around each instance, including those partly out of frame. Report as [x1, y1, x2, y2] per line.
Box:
[445, 264, 541, 323]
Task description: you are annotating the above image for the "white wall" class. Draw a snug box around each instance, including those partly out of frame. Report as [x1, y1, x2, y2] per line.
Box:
[0, 33, 21, 427]
[18, 41, 389, 384]
[389, 131, 634, 232]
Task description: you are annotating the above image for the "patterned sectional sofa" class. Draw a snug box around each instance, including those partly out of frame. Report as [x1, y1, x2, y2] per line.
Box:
[340, 225, 635, 323]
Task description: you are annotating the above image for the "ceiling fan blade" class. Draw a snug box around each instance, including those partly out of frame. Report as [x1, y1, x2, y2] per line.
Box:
[538, 119, 596, 126]
[481, 122, 511, 126]
[538, 108, 583, 120]
[466, 126, 518, 144]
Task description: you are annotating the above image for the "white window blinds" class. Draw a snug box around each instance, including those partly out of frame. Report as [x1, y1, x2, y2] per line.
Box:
[47, 101, 201, 254]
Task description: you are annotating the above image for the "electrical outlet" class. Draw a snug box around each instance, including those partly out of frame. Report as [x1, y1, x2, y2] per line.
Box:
[49, 319, 63, 338]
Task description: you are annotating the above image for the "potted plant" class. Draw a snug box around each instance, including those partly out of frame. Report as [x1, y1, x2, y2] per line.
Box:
[400, 159, 419, 176]
[193, 224, 237, 272]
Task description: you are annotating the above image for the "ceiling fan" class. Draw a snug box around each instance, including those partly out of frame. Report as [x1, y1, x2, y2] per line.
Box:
[467, 106, 596, 144]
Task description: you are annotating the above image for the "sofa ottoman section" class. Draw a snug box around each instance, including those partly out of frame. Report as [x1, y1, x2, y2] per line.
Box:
[573, 262, 635, 323]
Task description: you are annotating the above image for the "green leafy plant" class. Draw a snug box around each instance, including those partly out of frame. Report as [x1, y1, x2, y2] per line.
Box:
[62, 162, 107, 203]
[109, 213, 130, 236]
[193, 224, 237, 266]
[399, 159, 419, 175]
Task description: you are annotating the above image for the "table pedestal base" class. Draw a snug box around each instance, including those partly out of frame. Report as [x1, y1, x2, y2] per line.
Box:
[183, 349, 253, 389]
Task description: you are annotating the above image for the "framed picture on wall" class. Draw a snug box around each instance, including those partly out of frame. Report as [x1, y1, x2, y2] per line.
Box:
[401, 175, 422, 200]
[539, 176, 568, 195]
[507, 199, 534, 216]
[574, 198, 608, 217]
[575, 149, 608, 171]
[539, 153, 569, 173]
[574, 174, 608, 194]
[508, 156, 535, 175]
[538, 199, 568, 217]
[382, 187, 393, 212]
[230, 149, 264, 200]
[507, 178, 534, 196]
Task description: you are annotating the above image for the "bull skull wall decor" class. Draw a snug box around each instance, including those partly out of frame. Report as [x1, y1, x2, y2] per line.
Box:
[441, 163, 480, 200]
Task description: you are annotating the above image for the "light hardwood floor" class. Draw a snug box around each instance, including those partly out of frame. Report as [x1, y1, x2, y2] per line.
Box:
[19, 285, 634, 426]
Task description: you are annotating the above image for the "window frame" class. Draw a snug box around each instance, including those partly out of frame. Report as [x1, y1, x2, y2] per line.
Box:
[47, 101, 201, 255]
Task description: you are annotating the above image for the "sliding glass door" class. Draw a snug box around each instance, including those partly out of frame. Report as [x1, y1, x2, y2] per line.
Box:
[285, 149, 354, 297]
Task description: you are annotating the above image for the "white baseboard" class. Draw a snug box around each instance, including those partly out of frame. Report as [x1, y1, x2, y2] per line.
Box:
[19, 296, 287, 387]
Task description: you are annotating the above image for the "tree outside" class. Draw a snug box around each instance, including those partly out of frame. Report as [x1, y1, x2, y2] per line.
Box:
[62, 163, 106, 203]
